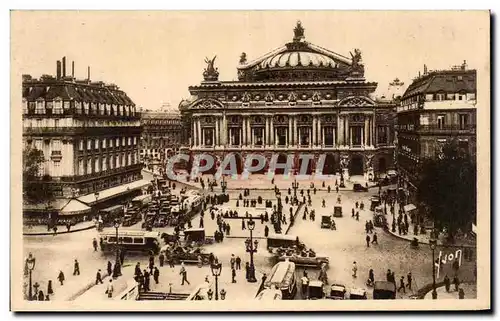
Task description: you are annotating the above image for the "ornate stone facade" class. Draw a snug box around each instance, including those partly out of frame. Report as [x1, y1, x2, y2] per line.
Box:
[180, 22, 396, 178]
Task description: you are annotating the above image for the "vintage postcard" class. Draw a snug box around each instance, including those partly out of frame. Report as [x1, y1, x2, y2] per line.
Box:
[10, 10, 490, 311]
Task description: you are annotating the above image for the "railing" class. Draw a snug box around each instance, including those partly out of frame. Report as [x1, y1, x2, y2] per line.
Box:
[417, 124, 476, 134]
[24, 109, 141, 120]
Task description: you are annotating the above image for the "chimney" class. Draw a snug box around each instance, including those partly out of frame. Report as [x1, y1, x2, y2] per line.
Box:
[72, 61, 75, 78]
[56, 60, 62, 79]
[87, 66, 91, 81]
[424, 64, 428, 75]
[462, 60, 467, 70]
[62, 56, 66, 77]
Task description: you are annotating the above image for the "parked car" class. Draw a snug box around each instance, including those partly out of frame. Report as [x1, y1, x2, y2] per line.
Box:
[329, 284, 346, 300]
[321, 215, 332, 229]
[353, 183, 368, 192]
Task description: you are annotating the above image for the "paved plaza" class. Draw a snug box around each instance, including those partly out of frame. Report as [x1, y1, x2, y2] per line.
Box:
[23, 171, 476, 301]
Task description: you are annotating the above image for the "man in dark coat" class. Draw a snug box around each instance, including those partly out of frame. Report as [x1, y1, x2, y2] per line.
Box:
[235, 256, 242, 270]
[264, 225, 270, 237]
[153, 267, 160, 284]
[231, 267, 237, 283]
[159, 252, 165, 267]
[73, 259, 80, 275]
[366, 235, 371, 247]
[134, 262, 141, 276]
[398, 276, 406, 293]
[95, 269, 103, 285]
[92, 238, 98, 251]
[107, 261, 113, 276]
[57, 270, 65, 285]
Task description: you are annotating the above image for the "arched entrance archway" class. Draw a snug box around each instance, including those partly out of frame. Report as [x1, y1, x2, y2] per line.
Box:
[349, 155, 364, 176]
[298, 157, 313, 175]
[378, 157, 387, 174]
[200, 155, 217, 175]
[322, 153, 336, 175]
[274, 154, 288, 175]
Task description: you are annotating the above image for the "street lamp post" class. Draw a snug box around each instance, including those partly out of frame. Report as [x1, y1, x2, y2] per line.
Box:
[26, 253, 36, 301]
[210, 259, 222, 300]
[429, 238, 438, 299]
[245, 219, 259, 283]
[292, 179, 299, 199]
[113, 219, 122, 278]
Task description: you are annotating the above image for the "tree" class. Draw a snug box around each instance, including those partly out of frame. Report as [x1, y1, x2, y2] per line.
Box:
[416, 139, 476, 242]
[23, 146, 54, 205]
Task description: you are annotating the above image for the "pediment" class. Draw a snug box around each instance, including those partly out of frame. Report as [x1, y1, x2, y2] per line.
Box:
[190, 98, 224, 110]
[337, 96, 376, 107]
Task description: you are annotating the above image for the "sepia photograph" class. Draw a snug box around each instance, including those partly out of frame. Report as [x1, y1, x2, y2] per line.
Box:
[10, 10, 490, 311]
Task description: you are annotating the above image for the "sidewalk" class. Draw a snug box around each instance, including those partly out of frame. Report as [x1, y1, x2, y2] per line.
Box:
[74, 261, 262, 301]
[23, 221, 96, 236]
[423, 283, 476, 300]
[384, 202, 476, 248]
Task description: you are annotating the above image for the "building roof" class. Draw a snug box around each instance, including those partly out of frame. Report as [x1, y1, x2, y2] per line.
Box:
[22, 76, 135, 106]
[235, 21, 359, 82]
[402, 68, 476, 98]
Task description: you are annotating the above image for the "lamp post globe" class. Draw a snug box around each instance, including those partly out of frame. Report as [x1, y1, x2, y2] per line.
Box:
[26, 253, 36, 301]
[210, 260, 222, 300]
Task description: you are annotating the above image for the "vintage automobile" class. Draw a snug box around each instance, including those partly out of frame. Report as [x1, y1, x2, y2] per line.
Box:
[160, 232, 179, 244]
[276, 249, 329, 268]
[264, 260, 297, 300]
[170, 246, 210, 265]
[99, 230, 162, 254]
[373, 281, 396, 299]
[373, 212, 388, 229]
[266, 234, 303, 252]
[333, 206, 343, 218]
[370, 196, 381, 211]
[308, 281, 325, 299]
[329, 284, 347, 300]
[353, 183, 369, 192]
[321, 215, 332, 229]
[349, 288, 367, 300]
[182, 228, 215, 246]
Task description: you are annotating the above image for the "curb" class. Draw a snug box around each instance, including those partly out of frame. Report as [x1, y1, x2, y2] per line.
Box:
[23, 224, 96, 236]
[385, 228, 476, 249]
[285, 203, 305, 235]
[66, 273, 110, 301]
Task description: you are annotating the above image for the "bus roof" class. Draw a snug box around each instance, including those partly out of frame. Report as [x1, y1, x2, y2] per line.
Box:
[132, 194, 151, 202]
[184, 228, 205, 233]
[101, 205, 124, 213]
[267, 234, 297, 241]
[100, 229, 160, 238]
[267, 261, 296, 288]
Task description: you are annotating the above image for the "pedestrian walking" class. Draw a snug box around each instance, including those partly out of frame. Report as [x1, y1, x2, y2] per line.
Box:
[57, 270, 65, 286]
[264, 225, 269, 237]
[144, 270, 151, 291]
[322, 199, 326, 207]
[230, 254, 236, 270]
[352, 208, 355, 218]
[180, 263, 190, 285]
[231, 267, 237, 283]
[245, 262, 250, 280]
[95, 269, 103, 284]
[134, 262, 141, 276]
[352, 261, 358, 278]
[47, 280, 54, 295]
[153, 267, 160, 284]
[453, 275, 460, 292]
[73, 259, 80, 275]
[372, 232, 378, 245]
[391, 271, 396, 284]
[241, 219, 246, 230]
[159, 252, 165, 267]
[301, 274, 309, 299]
[106, 280, 114, 298]
[38, 290, 45, 301]
[107, 261, 112, 276]
[407, 272, 412, 290]
[356, 212, 359, 221]
[386, 269, 392, 282]
[444, 275, 451, 292]
[355, 201, 359, 209]
[366, 234, 371, 247]
[236, 256, 242, 270]
[199, 217, 204, 228]
[92, 238, 98, 251]
[398, 276, 406, 293]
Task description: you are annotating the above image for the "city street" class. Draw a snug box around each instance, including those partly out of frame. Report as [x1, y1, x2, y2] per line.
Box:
[23, 171, 476, 301]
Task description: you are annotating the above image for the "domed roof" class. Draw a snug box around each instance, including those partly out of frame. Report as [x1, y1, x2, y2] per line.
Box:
[259, 51, 339, 70]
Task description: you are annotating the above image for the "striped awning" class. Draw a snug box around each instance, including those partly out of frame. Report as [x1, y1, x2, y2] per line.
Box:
[60, 199, 91, 216]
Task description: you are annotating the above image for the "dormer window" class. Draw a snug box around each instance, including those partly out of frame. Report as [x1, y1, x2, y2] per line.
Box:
[22, 99, 28, 114]
[83, 102, 90, 114]
[35, 99, 45, 114]
[53, 98, 63, 115]
[99, 103, 105, 115]
[106, 104, 111, 115]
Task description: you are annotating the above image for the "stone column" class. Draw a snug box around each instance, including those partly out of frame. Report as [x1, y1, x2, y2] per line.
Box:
[193, 118, 197, 147]
[345, 116, 349, 147]
[317, 116, 322, 146]
[293, 118, 297, 146]
[364, 117, 369, 146]
[288, 117, 292, 147]
[242, 118, 247, 146]
[270, 117, 274, 146]
[197, 119, 202, 147]
[312, 116, 317, 146]
[337, 115, 343, 146]
[215, 117, 219, 146]
[372, 114, 377, 147]
[247, 118, 252, 147]
[265, 116, 269, 146]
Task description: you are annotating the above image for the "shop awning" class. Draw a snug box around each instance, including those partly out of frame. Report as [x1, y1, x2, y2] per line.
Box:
[60, 199, 91, 216]
[23, 198, 70, 212]
[403, 204, 417, 212]
[78, 179, 151, 205]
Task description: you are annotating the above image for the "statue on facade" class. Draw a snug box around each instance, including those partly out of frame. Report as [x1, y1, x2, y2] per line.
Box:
[203, 56, 219, 81]
[349, 49, 364, 75]
[293, 21, 305, 42]
[340, 155, 350, 169]
[239, 52, 247, 65]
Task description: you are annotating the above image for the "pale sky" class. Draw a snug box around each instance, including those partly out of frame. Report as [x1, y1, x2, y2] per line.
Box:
[11, 11, 489, 110]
